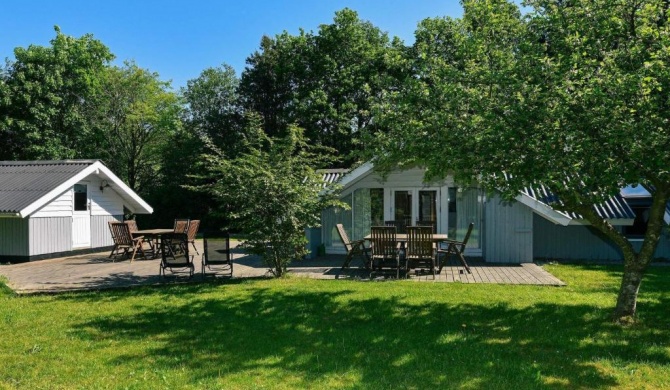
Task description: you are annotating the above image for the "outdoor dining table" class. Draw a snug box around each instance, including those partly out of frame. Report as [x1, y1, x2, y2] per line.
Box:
[363, 233, 450, 243]
[132, 229, 174, 259]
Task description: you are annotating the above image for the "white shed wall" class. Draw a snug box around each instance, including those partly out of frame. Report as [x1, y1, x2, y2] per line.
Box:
[28, 217, 72, 256]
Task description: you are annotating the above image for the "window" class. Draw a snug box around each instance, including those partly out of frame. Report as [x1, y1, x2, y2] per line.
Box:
[73, 184, 87, 211]
[624, 206, 650, 239]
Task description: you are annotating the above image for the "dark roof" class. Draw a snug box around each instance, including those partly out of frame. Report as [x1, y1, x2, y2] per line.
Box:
[318, 169, 349, 188]
[0, 160, 97, 214]
[522, 184, 635, 220]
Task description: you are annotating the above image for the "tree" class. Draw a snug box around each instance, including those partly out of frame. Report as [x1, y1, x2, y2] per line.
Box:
[182, 64, 245, 154]
[197, 124, 341, 277]
[371, 0, 670, 322]
[239, 9, 403, 165]
[89, 62, 180, 193]
[0, 26, 113, 160]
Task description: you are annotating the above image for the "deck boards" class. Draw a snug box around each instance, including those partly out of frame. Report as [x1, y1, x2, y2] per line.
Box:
[0, 241, 565, 294]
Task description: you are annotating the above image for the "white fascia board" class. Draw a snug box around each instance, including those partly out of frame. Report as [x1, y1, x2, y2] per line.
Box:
[19, 161, 153, 217]
[97, 163, 153, 214]
[318, 161, 374, 196]
[338, 162, 374, 190]
[515, 193, 572, 226]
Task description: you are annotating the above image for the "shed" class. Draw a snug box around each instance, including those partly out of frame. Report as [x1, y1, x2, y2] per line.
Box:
[0, 160, 152, 262]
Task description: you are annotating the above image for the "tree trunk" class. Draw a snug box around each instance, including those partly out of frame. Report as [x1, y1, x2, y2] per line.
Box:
[614, 262, 644, 319]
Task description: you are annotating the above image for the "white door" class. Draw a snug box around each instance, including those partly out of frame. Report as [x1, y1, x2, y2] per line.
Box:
[72, 183, 91, 248]
[389, 188, 444, 233]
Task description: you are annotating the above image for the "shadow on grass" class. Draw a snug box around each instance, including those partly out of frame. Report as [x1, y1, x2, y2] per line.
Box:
[67, 282, 670, 389]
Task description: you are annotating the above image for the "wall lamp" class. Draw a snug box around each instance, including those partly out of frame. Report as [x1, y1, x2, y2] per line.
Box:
[100, 180, 111, 192]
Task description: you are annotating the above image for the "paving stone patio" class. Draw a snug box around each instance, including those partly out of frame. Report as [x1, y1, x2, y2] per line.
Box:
[0, 240, 565, 294]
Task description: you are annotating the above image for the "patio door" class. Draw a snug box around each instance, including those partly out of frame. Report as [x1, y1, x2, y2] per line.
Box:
[391, 188, 442, 233]
[72, 183, 91, 248]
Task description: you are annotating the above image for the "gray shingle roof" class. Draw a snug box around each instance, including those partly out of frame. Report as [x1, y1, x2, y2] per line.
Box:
[0, 160, 97, 214]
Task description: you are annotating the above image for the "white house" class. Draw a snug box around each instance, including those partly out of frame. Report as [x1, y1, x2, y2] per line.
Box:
[309, 164, 670, 263]
[0, 160, 152, 262]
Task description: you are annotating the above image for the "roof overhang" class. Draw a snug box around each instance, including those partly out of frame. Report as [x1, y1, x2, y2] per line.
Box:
[18, 161, 153, 217]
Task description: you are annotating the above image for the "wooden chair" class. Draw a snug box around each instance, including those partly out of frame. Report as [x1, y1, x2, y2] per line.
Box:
[415, 219, 436, 233]
[125, 219, 155, 255]
[202, 230, 233, 277]
[437, 222, 474, 274]
[384, 220, 407, 234]
[108, 221, 146, 262]
[173, 219, 190, 234]
[186, 219, 200, 254]
[370, 226, 401, 278]
[336, 224, 371, 269]
[159, 233, 195, 278]
[406, 226, 436, 279]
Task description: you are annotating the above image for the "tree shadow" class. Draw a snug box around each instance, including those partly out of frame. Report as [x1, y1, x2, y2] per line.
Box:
[68, 285, 670, 388]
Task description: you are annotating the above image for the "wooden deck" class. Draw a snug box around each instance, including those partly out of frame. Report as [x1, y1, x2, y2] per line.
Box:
[0, 240, 565, 294]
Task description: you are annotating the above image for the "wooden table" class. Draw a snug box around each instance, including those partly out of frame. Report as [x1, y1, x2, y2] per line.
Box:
[363, 233, 470, 275]
[133, 229, 174, 259]
[363, 233, 450, 243]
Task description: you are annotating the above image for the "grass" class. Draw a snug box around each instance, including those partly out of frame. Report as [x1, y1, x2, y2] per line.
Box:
[0, 264, 668, 389]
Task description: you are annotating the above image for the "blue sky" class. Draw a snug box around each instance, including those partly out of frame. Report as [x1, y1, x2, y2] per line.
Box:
[1, 1, 463, 90]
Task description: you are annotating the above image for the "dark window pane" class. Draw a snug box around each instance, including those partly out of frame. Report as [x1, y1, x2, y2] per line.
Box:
[74, 184, 87, 211]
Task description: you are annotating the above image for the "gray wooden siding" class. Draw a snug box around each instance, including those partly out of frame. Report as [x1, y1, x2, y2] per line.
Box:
[533, 214, 670, 260]
[0, 218, 29, 256]
[533, 214, 621, 260]
[28, 217, 72, 256]
[485, 197, 533, 263]
[91, 215, 121, 248]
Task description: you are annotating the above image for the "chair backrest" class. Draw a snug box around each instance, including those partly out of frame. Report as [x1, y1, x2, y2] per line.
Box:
[109, 222, 133, 246]
[385, 220, 407, 234]
[174, 219, 190, 234]
[203, 230, 231, 265]
[125, 220, 138, 233]
[406, 226, 433, 259]
[458, 222, 475, 251]
[335, 224, 353, 251]
[186, 220, 200, 241]
[160, 233, 192, 266]
[370, 226, 397, 258]
[415, 219, 436, 233]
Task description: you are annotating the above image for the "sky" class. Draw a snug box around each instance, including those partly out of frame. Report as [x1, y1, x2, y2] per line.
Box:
[1, 1, 464, 90]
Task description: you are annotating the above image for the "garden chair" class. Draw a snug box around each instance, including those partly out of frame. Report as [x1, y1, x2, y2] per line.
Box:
[185, 219, 201, 254]
[415, 219, 436, 233]
[159, 232, 195, 278]
[202, 230, 233, 277]
[336, 223, 371, 269]
[173, 218, 190, 234]
[108, 221, 146, 262]
[370, 226, 401, 278]
[437, 222, 474, 274]
[125, 219, 155, 255]
[406, 226, 436, 279]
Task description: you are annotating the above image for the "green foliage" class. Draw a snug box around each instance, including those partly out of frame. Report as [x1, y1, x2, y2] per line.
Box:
[371, 0, 670, 320]
[0, 26, 114, 160]
[182, 64, 245, 154]
[240, 9, 403, 165]
[198, 125, 341, 276]
[0, 266, 669, 388]
[88, 62, 181, 192]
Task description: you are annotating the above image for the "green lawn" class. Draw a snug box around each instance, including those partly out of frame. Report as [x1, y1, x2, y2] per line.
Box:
[0, 265, 668, 389]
